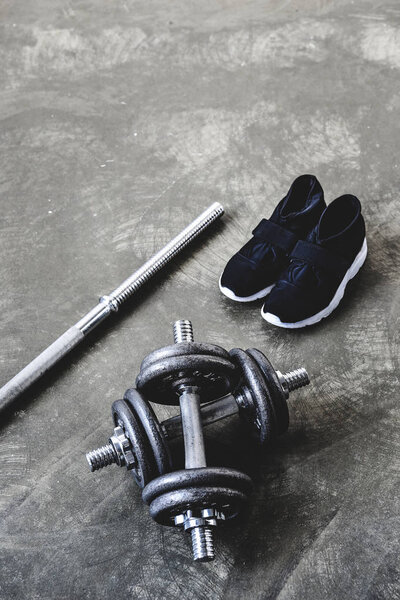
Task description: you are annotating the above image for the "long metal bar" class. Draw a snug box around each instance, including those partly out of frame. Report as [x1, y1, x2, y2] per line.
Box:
[0, 202, 224, 413]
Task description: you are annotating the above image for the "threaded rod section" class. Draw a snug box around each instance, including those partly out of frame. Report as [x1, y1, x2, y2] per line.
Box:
[86, 444, 117, 471]
[110, 203, 224, 307]
[282, 368, 309, 392]
[173, 320, 194, 343]
[190, 526, 215, 562]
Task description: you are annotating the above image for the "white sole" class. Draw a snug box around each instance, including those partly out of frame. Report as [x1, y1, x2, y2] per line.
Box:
[261, 238, 368, 328]
[219, 276, 275, 303]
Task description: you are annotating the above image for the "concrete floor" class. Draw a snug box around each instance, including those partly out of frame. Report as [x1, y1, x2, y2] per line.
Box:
[1, 0, 399, 598]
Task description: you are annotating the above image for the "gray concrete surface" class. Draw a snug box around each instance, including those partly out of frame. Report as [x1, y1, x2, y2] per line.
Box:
[0, 0, 399, 598]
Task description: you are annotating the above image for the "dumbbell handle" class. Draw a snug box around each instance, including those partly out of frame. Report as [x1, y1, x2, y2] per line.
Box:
[179, 387, 207, 469]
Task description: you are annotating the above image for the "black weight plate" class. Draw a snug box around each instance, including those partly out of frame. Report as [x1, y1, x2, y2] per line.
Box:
[142, 467, 253, 505]
[124, 388, 172, 477]
[136, 354, 236, 406]
[246, 348, 289, 435]
[111, 399, 157, 488]
[229, 348, 276, 445]
[140, 342, 231, 372]
[148, 486, 249, 525]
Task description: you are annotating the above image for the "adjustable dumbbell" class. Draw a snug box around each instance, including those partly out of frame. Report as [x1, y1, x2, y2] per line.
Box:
[84, 320, 309, 561]
[86, 342, 309, 486]
[140, 320, 252, 561]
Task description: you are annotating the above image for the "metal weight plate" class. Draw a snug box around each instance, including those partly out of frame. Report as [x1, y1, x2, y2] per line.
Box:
[123, 388, 172, 477]
[142, 467, 253, 506]
[229, 348, 275, 445]
[136, 352, 237, 406]
[140, 342, 231, 372]
[111, 399, 157, 488]
[246, 348, 289, 436]
[148, 486, 249, 526]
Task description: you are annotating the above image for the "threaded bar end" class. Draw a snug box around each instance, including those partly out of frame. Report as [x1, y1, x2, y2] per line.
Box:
[190, 526, 215, 562]
[173, 320, 194, 343]
[109, 203, 224, 307]
[86, 444, 117, 471]
[283, 368, 310, 392]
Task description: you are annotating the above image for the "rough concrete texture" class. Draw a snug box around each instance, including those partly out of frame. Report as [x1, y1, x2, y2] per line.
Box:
[0, 0, 399, 598]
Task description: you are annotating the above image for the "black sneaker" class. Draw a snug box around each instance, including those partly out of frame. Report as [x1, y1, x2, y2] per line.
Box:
[219, 174, 326, 302]
[261, 194, 367, 328]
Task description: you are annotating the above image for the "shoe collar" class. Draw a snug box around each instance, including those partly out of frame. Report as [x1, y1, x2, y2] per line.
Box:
[316, 194, 361, 245]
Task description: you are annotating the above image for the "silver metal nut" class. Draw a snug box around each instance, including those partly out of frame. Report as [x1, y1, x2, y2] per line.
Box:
[109, 426, 136, 470]
[174, 508, 224, 530]
[184, 517, 207, 531]
[276, 370, 290, 398]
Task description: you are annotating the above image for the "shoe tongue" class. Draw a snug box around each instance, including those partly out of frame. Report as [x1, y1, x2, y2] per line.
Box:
[274, 211, 303, 235]
[275, 191, 321, 236]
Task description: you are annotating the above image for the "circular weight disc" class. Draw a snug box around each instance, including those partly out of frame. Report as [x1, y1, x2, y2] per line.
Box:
[142, 467, 253, 505]
[229, 348, 276, 445]
[111, 399, 157, 488]
[246, 348, 289, 435]
[148, 486, 249, 526]
[136, 354, 236, 406]
[140, 342, 231, 373]
[123, 388, 172, 477]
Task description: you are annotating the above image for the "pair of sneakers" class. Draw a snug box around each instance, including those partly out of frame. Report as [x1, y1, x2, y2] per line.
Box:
[219, 174, 367, 328]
